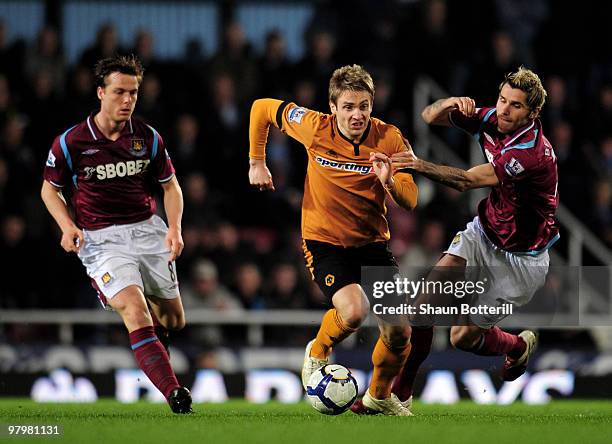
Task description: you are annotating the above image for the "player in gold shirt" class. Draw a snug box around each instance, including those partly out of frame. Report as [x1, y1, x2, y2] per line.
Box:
[249, 65, 418, 415]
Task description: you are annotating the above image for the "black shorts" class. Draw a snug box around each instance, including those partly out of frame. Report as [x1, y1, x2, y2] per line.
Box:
[303, 239, 399, 299]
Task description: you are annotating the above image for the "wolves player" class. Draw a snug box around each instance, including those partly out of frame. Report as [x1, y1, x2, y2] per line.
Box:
[41, 55, 192, 413]
[249, 65, 418, 415]
[353, 66, 557, 414]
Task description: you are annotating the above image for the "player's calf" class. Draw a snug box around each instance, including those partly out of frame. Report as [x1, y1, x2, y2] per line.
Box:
[154, 325, 171, 355]
[368, 329, 411, 400]
[129, 325, 185, 411]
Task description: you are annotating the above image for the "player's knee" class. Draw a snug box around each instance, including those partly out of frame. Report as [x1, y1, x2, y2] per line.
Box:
[450, 327, 473, 350]
[167, 315, 186, 331]
[340, 301, 369, 328]
[122, 307, 153, 329]
[332, 284, 370, 328]
[154, 310, 185, 331]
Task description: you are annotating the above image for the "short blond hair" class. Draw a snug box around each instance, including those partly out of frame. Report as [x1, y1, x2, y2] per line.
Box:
[329, 64, 375, 104]
[499, 66, 547, 111]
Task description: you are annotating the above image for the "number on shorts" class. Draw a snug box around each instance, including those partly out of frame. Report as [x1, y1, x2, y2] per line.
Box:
[168, 262, 176, 282]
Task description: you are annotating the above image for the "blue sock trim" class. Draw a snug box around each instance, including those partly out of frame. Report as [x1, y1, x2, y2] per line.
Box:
[131, 336, 158, 350]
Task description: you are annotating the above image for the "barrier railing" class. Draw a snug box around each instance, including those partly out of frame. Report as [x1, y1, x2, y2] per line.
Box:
[2, 309, 612, 346]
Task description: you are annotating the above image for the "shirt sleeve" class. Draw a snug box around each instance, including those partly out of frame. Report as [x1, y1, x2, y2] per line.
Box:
[384, 127, 419, 210]
[43, 136, 70, 188]
[148, 126, 175, 183]
[385, 124, 408, 155]
[277, 102, 322, 148]
[391, 172, 418, 210]
[449, 107, 495, 136]
[249, 99, 323, 160]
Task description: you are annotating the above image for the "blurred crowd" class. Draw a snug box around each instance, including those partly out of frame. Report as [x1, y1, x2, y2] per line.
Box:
[0, 1, 610, 348]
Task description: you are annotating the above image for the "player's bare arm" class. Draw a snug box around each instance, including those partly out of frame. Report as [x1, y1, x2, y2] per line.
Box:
[392, 151, 499, 192]
[161, 176, 184, 261]
[40, 180, 84, 253]
[421, 97, 476, 126]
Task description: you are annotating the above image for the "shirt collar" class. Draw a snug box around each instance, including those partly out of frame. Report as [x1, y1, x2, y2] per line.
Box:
[88, 112, 134, 141]
[502, 119, 536, 147]
[333, 116, 372, 153]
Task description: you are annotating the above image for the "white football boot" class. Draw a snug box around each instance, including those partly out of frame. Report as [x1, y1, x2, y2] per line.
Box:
[400, 395, 413, 410]
[362, 390, 414, 416]
[301, 339, 328, 389]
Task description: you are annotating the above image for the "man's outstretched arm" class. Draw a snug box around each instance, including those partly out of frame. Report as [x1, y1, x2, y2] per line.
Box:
[392, 151, 498, 192]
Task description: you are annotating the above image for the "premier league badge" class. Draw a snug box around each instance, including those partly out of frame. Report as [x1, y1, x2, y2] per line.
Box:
[129, 138, 147, 157]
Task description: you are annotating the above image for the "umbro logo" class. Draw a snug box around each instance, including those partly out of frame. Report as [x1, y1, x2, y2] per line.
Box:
[83, 148, 99, 155]
[325, 149, 339, 158]
[144, 355, 162, 365]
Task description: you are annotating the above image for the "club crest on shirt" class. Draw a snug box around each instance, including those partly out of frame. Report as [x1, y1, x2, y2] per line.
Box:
[325, 274, 335, 287]
[101, 272, 113, 286]
[504, 157, 525, 177]
[129, 138, 147, 157]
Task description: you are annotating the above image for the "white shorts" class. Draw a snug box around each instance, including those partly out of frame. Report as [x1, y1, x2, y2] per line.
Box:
[445, 216, 549, 328]
[78, 215, 180, 309]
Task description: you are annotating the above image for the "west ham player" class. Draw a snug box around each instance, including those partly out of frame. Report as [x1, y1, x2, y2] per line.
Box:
[41, 55, 192, 413]
[249, 65, 418, 415]
[353, 66, 557, 414]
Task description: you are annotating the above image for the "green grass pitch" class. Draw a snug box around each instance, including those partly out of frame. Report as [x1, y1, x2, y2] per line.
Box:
[1, 399, 611, 444]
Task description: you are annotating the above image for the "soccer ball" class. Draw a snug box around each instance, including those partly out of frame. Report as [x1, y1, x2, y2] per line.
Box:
[306, 364, 358, 415]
